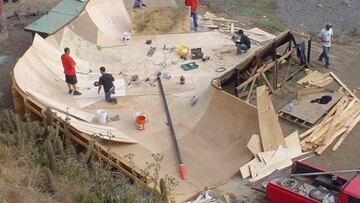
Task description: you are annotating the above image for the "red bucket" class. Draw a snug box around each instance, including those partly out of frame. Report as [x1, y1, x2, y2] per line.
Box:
[136, 115, 146, 130]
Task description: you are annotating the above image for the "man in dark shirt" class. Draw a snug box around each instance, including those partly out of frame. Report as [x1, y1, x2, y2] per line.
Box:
[232, 29, 251, 55]
[97, 66, 117, 104]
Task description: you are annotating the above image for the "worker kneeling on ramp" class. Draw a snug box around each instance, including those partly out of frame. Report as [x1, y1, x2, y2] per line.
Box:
[95, 66, 117, 104]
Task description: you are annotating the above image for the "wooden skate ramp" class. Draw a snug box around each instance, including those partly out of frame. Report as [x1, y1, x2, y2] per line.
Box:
[12, 0, 267, 200]
[176, 87, 260, 192]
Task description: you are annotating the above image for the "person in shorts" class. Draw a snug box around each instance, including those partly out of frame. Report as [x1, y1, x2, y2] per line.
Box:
[96, 66, 117, 104]
[61, 47, 81, 95]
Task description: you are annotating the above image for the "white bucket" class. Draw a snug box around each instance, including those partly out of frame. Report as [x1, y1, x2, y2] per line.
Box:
[96, 109, 107, 124]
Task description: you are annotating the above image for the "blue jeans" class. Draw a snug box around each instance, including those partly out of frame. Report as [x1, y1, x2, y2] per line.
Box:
[319, 46, 330, 66]
[236, 43, 249, 55]
[105, 87, 116, 103]
[191, 11, 198, 30]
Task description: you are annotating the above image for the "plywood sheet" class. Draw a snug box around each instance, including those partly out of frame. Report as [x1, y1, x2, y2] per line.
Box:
[256, 86, 285, 151]
[247, 134, 263, 155]
[247, 28, 276, 44]
[27, 89, 95, 122]
[55, 111, 137, 143]
[279, 91, 342, 124]
[131, 7, 190, 36]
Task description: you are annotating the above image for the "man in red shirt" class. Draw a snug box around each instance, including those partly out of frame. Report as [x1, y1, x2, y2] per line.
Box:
[185, 0, 199, 31]
[61, 47, 81, 95]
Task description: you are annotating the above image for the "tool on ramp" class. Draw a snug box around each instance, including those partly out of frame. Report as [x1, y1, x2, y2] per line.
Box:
[157, 73, 186, 180]
[96, 44, 126, 51]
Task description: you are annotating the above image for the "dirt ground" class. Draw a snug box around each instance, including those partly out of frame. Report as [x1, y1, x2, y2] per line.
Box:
[0, 0, 360, 202]
[0, 0, 60, 108]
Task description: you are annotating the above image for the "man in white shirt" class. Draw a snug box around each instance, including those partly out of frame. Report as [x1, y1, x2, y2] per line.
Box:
[318, 23, 333, 68]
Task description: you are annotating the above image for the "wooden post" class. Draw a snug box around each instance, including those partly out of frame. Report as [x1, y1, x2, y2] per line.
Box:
[307, 38, 312, 63]
[11, 86, 25, 116]
[234, 68, 240, 97]
[273, 61, 278, 91]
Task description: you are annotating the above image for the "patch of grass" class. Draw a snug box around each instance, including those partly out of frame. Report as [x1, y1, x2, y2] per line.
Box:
[348, 27, 359, 37]
[232, 1, 286, 31]
[256, 17, 287, 31]
[233, 1, 277, 19]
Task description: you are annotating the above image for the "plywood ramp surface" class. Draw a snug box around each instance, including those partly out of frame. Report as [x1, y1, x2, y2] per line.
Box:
[96, 87, 260, 196]
[86, 0, 131, 42]
[11, 0, 272, 199]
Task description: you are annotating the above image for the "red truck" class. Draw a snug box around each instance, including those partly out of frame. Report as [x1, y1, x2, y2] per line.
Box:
[262, 161, 360, 203]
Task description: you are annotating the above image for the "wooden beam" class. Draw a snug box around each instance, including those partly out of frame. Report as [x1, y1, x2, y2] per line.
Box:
[247, 77, 257, 102]
[297, 87, 326, 97]
[247, 134, 263, 155]
[273, 61, 278, 91]
[235, 61, 276, 91]
[256, 86, 286, 151]
[260, 71, 275, 94]
[332, 114, 360, 151]
[307, 38, 312, 63]
[330, 72, 358, 99]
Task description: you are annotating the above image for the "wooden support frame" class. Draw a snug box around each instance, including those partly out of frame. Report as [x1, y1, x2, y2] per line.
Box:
[220, 30, 307, 100]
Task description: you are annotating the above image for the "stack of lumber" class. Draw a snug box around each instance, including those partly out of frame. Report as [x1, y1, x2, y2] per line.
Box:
[200, 12, 236, 29]
[298, 71, 360, 154]
[297, 70, 333, 88]
[300, 96, 360, 154]
[239, 86, 308, 182]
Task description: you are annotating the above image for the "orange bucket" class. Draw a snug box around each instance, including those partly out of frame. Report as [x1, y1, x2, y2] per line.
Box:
[136, 115, 146, 130]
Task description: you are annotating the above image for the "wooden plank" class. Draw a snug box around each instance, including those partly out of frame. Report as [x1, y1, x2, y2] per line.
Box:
[260, 71, 275, 94]
[297, 87, 326, 97]
[250, 146, 310, 182]
[332, 114, 360, 151]
[340, 98, 359, 117]
[279, 91, 342, 124]
[247, 134, 263, 155]
[239, 157, 261, 179]
[249, 161, 266, 178]
[297, 71, 322, 84]
[330, 72, 358, 99]
[257, 86, 285, 151]
[246, 77, 257, 102]
[258, 151, 275, 164]
[249, 158, 292, 183]
[223, 194, 231, 203]
[315, 127, 347, 154]
[285, 131, 301, 153]
[323, 97, 349, 144]
[236, 62, 275, 91]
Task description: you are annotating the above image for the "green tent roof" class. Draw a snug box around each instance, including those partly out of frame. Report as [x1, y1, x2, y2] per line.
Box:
[25, 0, 88, 36]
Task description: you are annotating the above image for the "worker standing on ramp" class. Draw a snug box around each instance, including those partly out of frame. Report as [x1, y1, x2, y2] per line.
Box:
[96, 66, 117, 104]
[185, 0, 199, 31]
[61, 47, 82, 95]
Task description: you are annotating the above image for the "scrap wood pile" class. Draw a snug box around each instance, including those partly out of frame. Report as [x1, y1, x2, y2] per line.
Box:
[296, 70, 360, 154]
[200, 12, 237, 30]
[200, 12, 276, 45]
[239, 85, 311, 182]
[297, 70, 333, 88]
